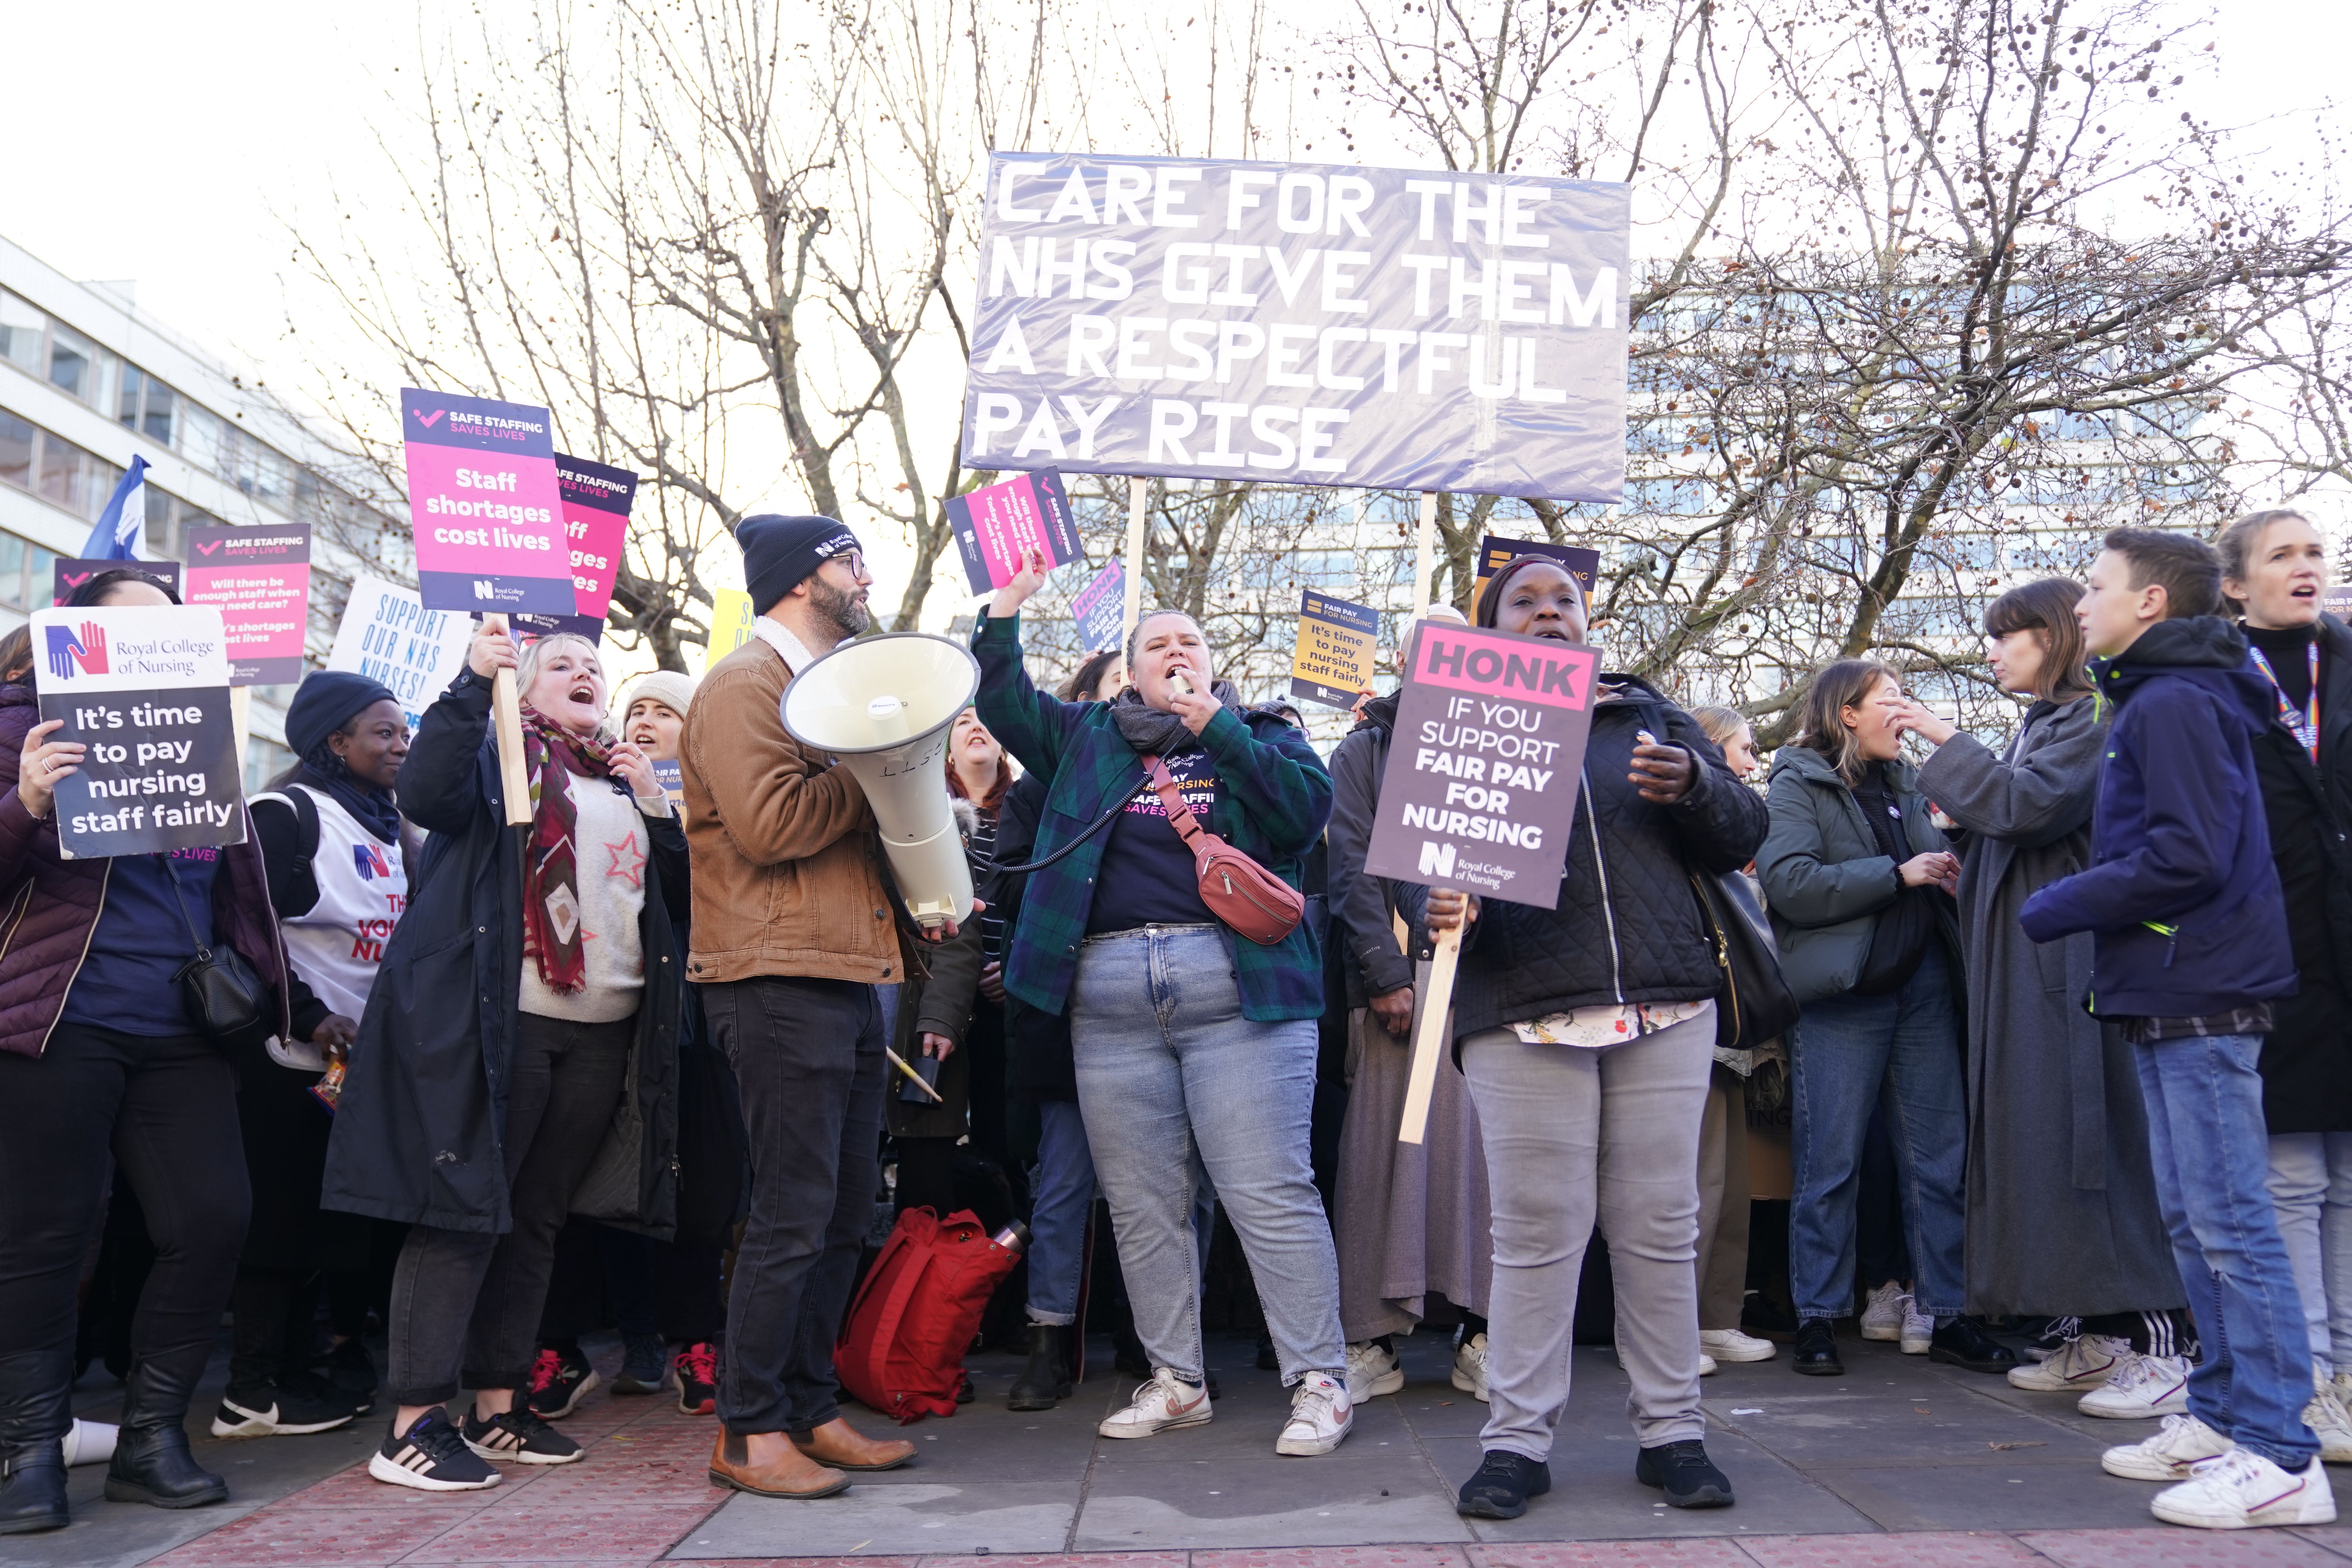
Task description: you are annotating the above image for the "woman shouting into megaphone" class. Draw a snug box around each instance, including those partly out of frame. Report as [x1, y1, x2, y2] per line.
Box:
[972, 545, 1354, 1459]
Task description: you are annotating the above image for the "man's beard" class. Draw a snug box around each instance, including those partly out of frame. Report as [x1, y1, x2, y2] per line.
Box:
[807, 574, 872, 642]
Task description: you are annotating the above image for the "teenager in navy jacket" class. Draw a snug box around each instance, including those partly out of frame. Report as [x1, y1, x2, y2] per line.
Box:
[2020, 528, 2319, 1534]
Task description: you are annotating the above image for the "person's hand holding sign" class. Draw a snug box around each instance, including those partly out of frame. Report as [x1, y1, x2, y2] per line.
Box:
[1423, 889, 1481, 935]
[990, 546, 1053, 621]
[18, 719, 85, 820]
[1629, 728, 1696, 804]
[467, 620, 519, 681]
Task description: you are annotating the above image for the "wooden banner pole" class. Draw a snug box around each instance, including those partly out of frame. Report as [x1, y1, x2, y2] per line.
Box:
[1121, 476, 1148, 649]
[485, 613, 532, 827]
[1412, 490, 1438, 617]
[1398, 916, 1462, 1145]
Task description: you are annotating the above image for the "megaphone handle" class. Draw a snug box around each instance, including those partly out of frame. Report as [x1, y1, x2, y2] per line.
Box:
[485, 614, 533, 828]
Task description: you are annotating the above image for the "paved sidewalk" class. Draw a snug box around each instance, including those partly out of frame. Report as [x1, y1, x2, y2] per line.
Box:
[24, 1328, 2352, 1566]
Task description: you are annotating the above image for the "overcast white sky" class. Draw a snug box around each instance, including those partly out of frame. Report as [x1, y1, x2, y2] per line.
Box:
[1, 0, 2340, 630]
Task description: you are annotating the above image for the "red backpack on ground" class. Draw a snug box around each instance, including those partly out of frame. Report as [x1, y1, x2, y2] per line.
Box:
[835, 1207, 1023, 1423]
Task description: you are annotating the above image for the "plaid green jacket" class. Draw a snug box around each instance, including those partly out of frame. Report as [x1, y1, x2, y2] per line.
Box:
[973, 611, 1333, 1022]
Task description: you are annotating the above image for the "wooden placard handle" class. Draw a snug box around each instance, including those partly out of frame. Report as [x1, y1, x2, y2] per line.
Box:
[485, 614, 532, 827]
[1397, 917, 1463, 1145]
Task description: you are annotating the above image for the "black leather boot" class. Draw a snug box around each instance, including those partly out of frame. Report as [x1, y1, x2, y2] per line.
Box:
[0, 1350, 73, 1534]
[1008, 1323, 1071, 1411]
[104, 1354, 228, 1509]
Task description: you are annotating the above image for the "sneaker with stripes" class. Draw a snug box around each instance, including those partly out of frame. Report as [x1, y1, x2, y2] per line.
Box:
[463, 1405, 584, 1465]
[368, 1410, 500, 1492]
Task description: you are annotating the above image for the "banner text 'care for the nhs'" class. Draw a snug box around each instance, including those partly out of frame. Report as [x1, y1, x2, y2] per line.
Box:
[961, 154, 1630, 501]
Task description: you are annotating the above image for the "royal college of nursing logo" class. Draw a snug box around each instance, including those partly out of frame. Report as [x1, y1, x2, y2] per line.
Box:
[43, 622, 108, 681]
[354, 843, 393, 880]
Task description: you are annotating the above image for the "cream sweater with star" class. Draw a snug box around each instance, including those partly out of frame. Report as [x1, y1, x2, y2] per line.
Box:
[519, 770, 659, 1024]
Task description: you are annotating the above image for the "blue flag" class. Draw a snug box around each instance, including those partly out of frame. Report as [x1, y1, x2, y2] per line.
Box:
[81, 454, 148, 560]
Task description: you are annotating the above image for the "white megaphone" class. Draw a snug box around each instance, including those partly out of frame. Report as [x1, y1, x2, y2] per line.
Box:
[780, 632, 982, 931]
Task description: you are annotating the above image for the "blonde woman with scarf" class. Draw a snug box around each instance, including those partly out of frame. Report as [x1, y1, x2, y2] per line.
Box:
[322, 628, 689, 1492]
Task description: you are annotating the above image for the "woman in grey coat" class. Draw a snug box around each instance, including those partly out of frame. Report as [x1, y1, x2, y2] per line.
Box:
[1892, 580, 2189, 1419]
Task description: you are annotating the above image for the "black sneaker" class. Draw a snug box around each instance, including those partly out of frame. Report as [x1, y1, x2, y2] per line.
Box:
[1929, 1315, 2020, 1374]
[284, 1367, 372, 1419]
[462, 1406, 584, 1466]
[368, 1410, 499, 1492]
[1635, 1440, 1734, 1508]
[1456, 1450, 1551, 1519]
[209, 1382, 357, 1439]
[613, 1334, 667, 1396]
[674, 1343, 718, 1416]
[524, 1344, 599, 1420]
[1792, 1318, 1844, 1376]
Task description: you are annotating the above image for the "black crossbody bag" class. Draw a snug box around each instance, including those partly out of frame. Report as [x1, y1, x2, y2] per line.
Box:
[161, 854, 267, 1040]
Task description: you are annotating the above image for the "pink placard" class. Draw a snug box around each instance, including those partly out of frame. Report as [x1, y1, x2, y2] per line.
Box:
[401, 387, 574, 615]
[182, 525, 312, 686]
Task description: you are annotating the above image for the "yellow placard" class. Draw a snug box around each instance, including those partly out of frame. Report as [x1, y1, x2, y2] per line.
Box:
[1289, 590, 1380, 709]
[707, 589, 758, 668]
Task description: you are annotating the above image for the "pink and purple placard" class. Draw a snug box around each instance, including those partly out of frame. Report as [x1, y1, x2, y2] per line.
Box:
[510, 455, 638, 641]
[399, 387, 573, 615]
[1069, 559, 1125, 653]
[947, 468, 1081, 595]
[183, 524, 312, 686]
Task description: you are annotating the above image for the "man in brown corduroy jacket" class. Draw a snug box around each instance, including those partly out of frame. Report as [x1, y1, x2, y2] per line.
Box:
[680, 514, 920, 1499]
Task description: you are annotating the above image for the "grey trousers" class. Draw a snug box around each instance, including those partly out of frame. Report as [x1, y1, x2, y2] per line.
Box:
[1461, 1005, 1715, 1459]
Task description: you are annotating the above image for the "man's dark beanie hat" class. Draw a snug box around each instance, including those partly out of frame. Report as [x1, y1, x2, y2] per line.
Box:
[738, 514, 861, 613]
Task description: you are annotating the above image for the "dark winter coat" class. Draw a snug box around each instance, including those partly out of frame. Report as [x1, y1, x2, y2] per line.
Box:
[2245, 614, 2352, 1133]
[321, 670, 688, 1236]
[997, 773, 1076, 1104]
[1759, 745, 1958, 1003]
[1396, 679, 1767, 1038]
[1327, 693, 1416, 1013]
[2019, 617, 2298, 1019]
[0, 681, 291, 1057]
[1918, 696, 2180, 1316]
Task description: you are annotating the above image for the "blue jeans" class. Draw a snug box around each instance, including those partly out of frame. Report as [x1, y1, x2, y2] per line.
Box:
[1025, 1099, 1218, 1326]
[1789, 945, 1968, 1320]
[2138, 1033, 2317, 1469]
[1070, 924, 1344, 1385]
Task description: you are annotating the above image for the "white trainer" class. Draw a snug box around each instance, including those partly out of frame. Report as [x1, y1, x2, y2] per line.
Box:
[1701, 1328, 1777, 1363]
[2102, 1413, 2234, 1481]
[2080, 1352, 2192, 1419]
[1098, 1368, 1213, 1440]
[2335, 1369, 2352, 1411]
[2306, 1376, 2352, 1464]
[1345, 1340, 1404, 1402]
[1275, 1372, 1353, 1456]
[1899, 1296, 1933, 1355]
[2151, 1449, 2337, 1529]
[2008, 1334, 2129, 1392]
[1615, 1339, 1717, 1376]
[1859, 1281, 1906, 1342]
[1451, 1332, 1490, 1401]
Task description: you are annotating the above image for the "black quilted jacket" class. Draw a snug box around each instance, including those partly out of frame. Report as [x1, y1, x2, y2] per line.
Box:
[1397, 678, 1768, 1038]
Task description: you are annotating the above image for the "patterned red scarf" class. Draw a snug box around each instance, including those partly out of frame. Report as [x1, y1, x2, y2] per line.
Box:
[517, 703, 618, 993]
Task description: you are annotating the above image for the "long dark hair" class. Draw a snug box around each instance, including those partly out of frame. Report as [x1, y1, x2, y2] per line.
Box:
[1059, 648, 1124, 702]
[0, 626, 30, 687]
[1797, 659, 1899, 785]
[1984, 577, 2094, 703]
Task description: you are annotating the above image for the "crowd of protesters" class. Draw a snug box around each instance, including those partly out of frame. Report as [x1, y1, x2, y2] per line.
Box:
[1, 507, 2347, 1537]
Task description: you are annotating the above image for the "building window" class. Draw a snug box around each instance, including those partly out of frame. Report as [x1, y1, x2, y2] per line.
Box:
[118, 365, 179, 446]
[44, 322, 117, 412]
[143, 487, 222, 560]
[0, 409, 30, 491]
[0, 403, 123, 523]
[0, 293, 41, 374]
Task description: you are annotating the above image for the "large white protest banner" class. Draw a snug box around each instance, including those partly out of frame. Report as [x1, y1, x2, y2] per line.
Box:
[32, 604, 245, 858]
[326, 577, 475, 732]
[961, 153, 1630, 499]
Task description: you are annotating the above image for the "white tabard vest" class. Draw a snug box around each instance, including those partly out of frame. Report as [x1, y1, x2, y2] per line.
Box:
[256, 784, 409, 1067]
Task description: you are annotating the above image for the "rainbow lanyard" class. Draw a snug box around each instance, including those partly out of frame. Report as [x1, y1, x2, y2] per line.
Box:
[2249, 642, 2321, 764]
